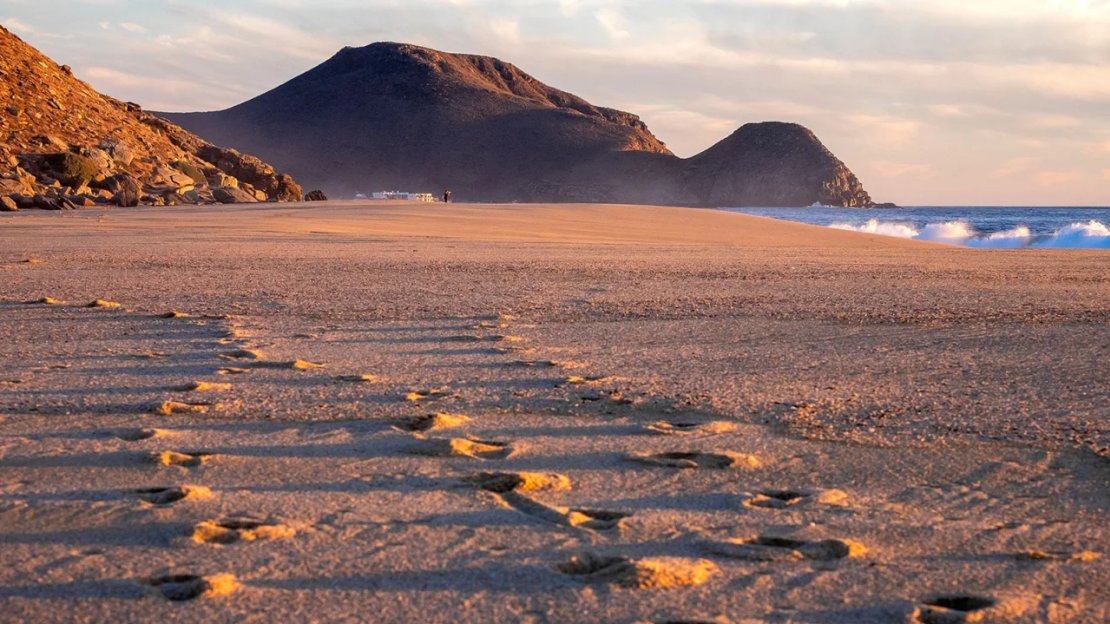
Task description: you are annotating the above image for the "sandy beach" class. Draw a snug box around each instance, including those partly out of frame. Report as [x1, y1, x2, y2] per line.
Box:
[1, 202, 1107, 623]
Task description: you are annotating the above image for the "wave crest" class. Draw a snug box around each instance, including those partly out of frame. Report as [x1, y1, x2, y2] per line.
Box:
[830, 219, 1110, 249]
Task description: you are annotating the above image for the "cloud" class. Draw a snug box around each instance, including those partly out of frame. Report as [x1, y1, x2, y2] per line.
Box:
[2, 16, 71, 39]
[870, 161, 941, 180]
[991, 157, 1036, 179]
[1034, 170, 1083, 186]
[595, 8, 630, 40]
[118, 23, 148, 34]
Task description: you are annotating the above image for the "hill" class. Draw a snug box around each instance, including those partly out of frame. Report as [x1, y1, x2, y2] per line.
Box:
[162, 42, 873, 207]
[0, 25, 302, 210]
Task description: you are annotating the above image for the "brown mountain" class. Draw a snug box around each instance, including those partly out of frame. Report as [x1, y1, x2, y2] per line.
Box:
[162, 42, 874, 207]
[0, 25, 302, 210]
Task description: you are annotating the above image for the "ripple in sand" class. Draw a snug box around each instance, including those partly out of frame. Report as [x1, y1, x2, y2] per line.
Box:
[554, 552, 717, 588]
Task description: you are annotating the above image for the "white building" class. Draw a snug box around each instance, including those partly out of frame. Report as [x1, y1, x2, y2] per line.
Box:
[370, 191, 436, 202]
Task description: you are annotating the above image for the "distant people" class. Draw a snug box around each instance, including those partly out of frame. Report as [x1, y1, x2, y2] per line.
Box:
[443, 190, 451, 204]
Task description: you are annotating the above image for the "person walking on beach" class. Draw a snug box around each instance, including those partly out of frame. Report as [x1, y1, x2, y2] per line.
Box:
[443, 190, 451, 204]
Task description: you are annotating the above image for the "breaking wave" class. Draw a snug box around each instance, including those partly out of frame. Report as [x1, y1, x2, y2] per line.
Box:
[830, 219, 1110, 249]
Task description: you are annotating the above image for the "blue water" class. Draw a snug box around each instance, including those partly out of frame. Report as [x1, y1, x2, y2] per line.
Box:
[723, 207, 1110, 249]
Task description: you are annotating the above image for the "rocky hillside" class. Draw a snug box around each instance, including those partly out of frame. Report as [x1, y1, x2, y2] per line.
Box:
[0, 26, 302, 211]
[164, 42, 875, 208]
[162, 42, 672, 203]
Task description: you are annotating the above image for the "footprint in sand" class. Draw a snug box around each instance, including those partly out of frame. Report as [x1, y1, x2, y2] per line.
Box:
[174, 381, 233, 392]
[251, 360, 325, 370]
[451, 334, 525, 343]
[116, 428, 171, 442]
[741, 488, 849, 510]
[405, 388, 453, 402]
[221, 349, 265, 361]
[193, 518, 295, 545]
[394, 413, 470, 432]
[21, 258, 43, 264]
[645, 421, 737, 437]
[1014, 550, 1101, 562]
[26, 297, 65, 305]
[216, 368, 250, 376]
[915, 594, 1002, 624]
[554, 552, 717, 588]
[461, 471, 571, 493]
[150, 401, 211, 415]
[134, 485, 212, 505]
[407, 438, 517, 460]
[563, 375, 618, 386]
[142, 573, 238, 601]
[157, 312, 189, 319]
[628, 451, 760, 470]
[147, 451, 213, 468]
[494, 491, 630, 531]
[86, 299, 122, 309]
[335, 374, 380, 383]
[702, 535, 867, 562]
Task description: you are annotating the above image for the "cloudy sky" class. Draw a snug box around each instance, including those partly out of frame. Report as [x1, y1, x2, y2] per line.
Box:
[5, 0, 1110, 205]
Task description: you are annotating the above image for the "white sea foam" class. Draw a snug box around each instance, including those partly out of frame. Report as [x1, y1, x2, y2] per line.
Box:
[830, 219, 1110, 249]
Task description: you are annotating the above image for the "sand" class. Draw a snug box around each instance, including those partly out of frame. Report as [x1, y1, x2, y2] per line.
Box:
[0, 201, 1107, 623]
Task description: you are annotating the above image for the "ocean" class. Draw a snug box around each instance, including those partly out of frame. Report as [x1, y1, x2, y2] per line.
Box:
[723, 206, 1110, 249]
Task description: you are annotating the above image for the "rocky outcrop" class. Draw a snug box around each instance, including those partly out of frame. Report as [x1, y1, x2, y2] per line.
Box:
[0, 25, 303, 209]
[161, 41, 877, 208]
[305, 190, 328, 201]
[679, 122, 872, 208]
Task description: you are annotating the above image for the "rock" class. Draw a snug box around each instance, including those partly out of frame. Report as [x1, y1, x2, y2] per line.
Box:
[30, 135, 69, 151]
[43, 152, 100, 186]
[100, 173, 142, 207]
[304, 190, 328, 202]
[0, 178, 30, 196]
[66, 195, 96, 207]
[195, 145, 303, 202]
[97, 138, 135, 167]
[212, 186, 259, 204]
[206, 173, 238, 188]
[0, 197, 17, 211]
[32, 194, 77, 210]
[872, 202, 901, 209]
[152, 166, 195, 189]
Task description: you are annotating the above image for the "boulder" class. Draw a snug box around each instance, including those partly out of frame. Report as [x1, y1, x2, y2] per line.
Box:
[43, 152, 100, 186]
[0, 196, 17, 211]
[305, 190, 328, 202]
[206, 173, 238, 188]
[195, 145, 302, 202]
[100, 173, 142, 207]
[0, 178, 29, 196]
[213, 186, 259, 204]
[98, 138, 135, 167]
[32, 194, 77, 210]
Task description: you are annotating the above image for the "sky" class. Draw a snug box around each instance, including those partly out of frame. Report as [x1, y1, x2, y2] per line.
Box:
[4, 0, 1110, 206]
